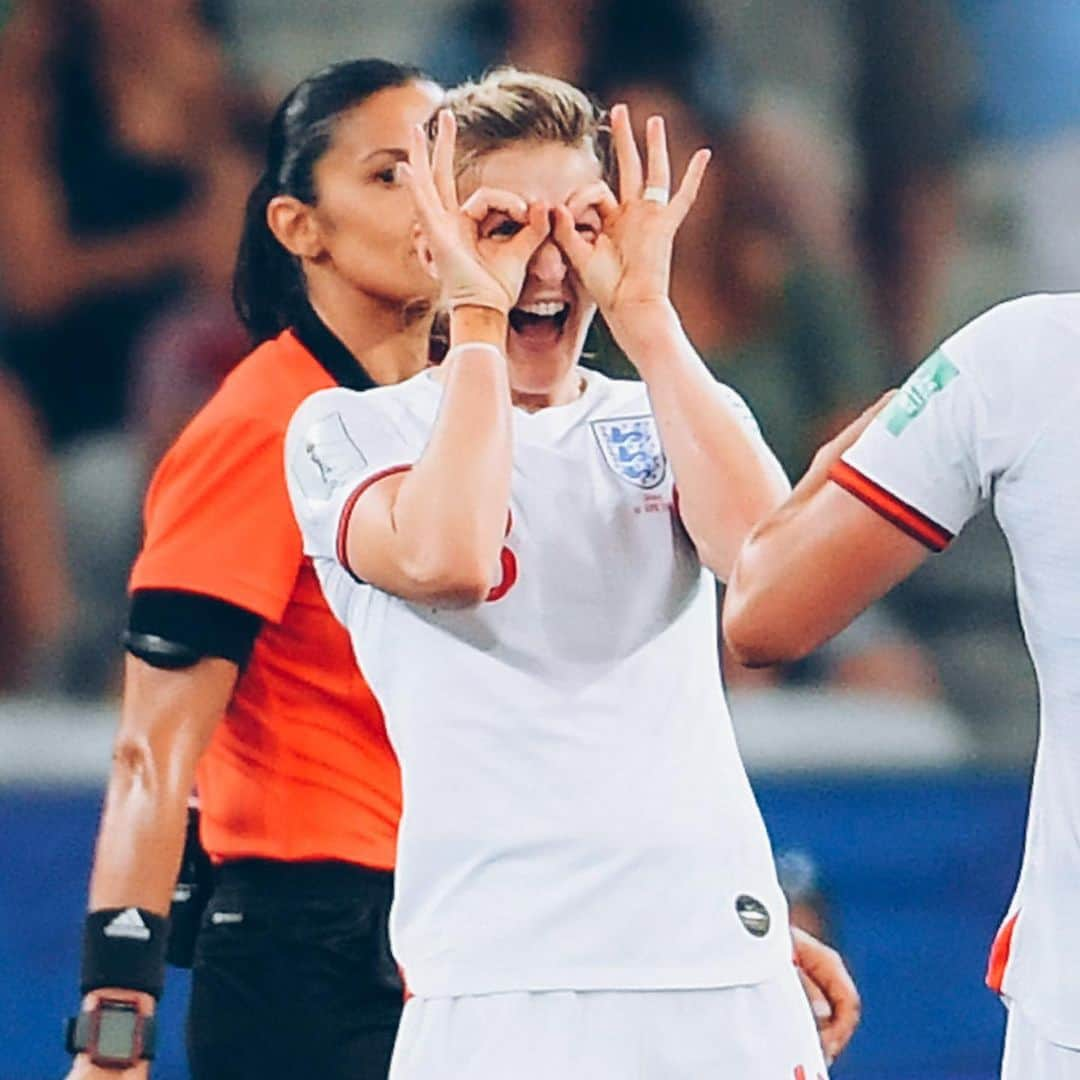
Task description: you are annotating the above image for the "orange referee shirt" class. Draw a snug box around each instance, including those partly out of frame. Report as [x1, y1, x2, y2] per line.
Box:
[129, 319, 399, 869]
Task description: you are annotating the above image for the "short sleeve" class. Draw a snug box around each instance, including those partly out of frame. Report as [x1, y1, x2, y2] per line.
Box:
[832, 296, 1061, 550]
[130, 413, 302, 623]
[285, 387, 417, 569]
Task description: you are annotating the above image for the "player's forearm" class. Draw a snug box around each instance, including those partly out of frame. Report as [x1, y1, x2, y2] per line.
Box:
[391, 308, 513, 599]
[722, 498, 835, 665]
[622, 303, 790, 578]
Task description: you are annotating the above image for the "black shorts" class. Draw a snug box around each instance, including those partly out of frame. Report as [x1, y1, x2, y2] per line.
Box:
[187, 859, 402, 1080]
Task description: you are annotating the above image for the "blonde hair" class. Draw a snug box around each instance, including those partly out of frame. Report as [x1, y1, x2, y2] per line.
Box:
[437, 67, 613, 181]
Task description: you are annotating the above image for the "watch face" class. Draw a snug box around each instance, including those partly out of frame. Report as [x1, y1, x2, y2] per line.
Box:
[96, 1008, 139, 1061]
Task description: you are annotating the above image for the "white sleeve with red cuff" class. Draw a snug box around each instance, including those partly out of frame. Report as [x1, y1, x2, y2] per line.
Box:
[833, 295, 1067, 551]
[285, 386, 415, 573]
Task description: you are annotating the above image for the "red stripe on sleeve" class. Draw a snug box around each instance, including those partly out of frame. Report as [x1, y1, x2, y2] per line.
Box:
[986, 911, 1019, 993]
[829, 460, 953, 552]
[335, 465, 413, 582]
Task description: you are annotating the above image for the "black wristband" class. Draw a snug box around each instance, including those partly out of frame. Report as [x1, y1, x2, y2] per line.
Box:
[81, 908, 169, 1000]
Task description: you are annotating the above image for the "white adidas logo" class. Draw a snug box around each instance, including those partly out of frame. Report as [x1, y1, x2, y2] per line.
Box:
[103, 908, 151, 942]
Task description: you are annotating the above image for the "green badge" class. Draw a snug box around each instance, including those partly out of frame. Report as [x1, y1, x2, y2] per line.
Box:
[884, 349, 959, 436]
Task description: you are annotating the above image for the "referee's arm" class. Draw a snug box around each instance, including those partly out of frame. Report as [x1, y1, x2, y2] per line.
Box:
[77, 657, 236, 1015]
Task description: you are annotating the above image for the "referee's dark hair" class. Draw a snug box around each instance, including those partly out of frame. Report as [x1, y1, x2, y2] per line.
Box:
[234, 58, 429, 343]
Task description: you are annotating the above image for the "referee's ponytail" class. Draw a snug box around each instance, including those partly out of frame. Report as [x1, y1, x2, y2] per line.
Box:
[233, 58, 429, 344]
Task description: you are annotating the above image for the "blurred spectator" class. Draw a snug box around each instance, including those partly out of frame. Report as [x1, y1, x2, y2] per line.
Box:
[0, 368, 72, 691]
[0, 0, 261, 693]
[958, 0, 1080, 292]
[711, 0, 974, 373]
[0, 0, 256, 446]
[849, 0, 975, 373]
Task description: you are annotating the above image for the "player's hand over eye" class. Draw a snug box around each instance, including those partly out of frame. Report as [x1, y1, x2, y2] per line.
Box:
[791, 926, 861, 1065]
[552, 103, 710, 344]
[400, 109, 551, 316]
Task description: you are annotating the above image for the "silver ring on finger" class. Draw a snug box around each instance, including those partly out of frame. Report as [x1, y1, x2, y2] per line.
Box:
[642, 186, 670, 205]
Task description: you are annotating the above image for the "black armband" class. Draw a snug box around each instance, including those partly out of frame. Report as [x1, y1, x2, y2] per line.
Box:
[81, 908, 170, 999]
[120, 630, 201, 670]
[126, 590, 263, 669]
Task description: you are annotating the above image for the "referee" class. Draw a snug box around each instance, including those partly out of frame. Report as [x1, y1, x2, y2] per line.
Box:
[64, 60, 442, 1079]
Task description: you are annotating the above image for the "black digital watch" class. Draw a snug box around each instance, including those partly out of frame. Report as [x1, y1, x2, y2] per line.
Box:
[66, 998, 156, 1069]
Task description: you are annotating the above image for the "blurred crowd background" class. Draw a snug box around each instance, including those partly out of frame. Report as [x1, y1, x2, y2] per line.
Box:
[1, 2, 1076, 1077]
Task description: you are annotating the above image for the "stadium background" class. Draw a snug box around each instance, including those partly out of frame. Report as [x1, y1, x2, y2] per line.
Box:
[1, 1, 1075, 1076]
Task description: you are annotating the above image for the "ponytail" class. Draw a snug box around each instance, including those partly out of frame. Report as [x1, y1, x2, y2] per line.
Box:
[232, 174, 304, 344]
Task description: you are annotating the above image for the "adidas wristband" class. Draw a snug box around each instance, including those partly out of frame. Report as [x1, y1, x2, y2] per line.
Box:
[81, 908, 169, 1000]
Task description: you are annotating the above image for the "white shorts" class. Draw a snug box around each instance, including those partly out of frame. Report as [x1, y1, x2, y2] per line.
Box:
[1002, 1003, 1080, 1080]
[389, 966, 828, 1080]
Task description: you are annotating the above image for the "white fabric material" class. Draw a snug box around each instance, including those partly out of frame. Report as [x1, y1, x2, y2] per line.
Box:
[842, 293, 1080, 1047]
[389, 967, 829, 1080]
[1003, 1002, 1080, 1080]
[286, 368, 792, 998]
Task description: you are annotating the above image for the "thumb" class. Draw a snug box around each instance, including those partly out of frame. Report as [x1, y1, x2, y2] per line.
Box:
[552, 204, 593, 273]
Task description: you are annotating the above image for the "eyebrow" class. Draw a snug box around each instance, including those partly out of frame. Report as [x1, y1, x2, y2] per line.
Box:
[360, 148, 409, 165]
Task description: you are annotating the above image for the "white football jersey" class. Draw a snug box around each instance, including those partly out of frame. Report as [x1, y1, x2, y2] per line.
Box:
[837, 293, 1080, 1047]
[285, 368, 792, 998]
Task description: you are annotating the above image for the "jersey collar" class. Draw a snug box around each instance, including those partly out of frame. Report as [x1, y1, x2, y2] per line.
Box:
[291, 301, 378, 393]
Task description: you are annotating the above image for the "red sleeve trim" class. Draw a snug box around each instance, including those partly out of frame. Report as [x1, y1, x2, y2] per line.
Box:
[335, 465, 413, 582]
[986, 911, 1019, 993]
[829, 460, 953, 552]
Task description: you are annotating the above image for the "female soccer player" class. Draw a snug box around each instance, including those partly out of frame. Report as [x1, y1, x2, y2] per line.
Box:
[723, 294, 1080, 1080]
[64, 60, 443, 1080]
[286, 69, 848, 1078]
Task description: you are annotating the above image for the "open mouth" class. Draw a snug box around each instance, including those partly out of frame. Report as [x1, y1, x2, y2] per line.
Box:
[508, 300, 570, 345]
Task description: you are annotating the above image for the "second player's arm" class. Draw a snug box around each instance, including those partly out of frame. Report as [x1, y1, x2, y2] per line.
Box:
[723, 395, 929, 665]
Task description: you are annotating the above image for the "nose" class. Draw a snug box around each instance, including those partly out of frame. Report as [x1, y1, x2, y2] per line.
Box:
[528, 237, 568, 287]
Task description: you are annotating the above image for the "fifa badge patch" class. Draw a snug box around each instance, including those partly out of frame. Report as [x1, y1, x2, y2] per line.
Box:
[884, 349, 959, 436]
[295, 412, 368, 501]
[735, 894, 771, 938]
[591, 415, 666, 489]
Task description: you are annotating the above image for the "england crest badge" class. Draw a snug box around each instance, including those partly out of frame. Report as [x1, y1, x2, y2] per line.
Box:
[591, 415, 667, 489]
